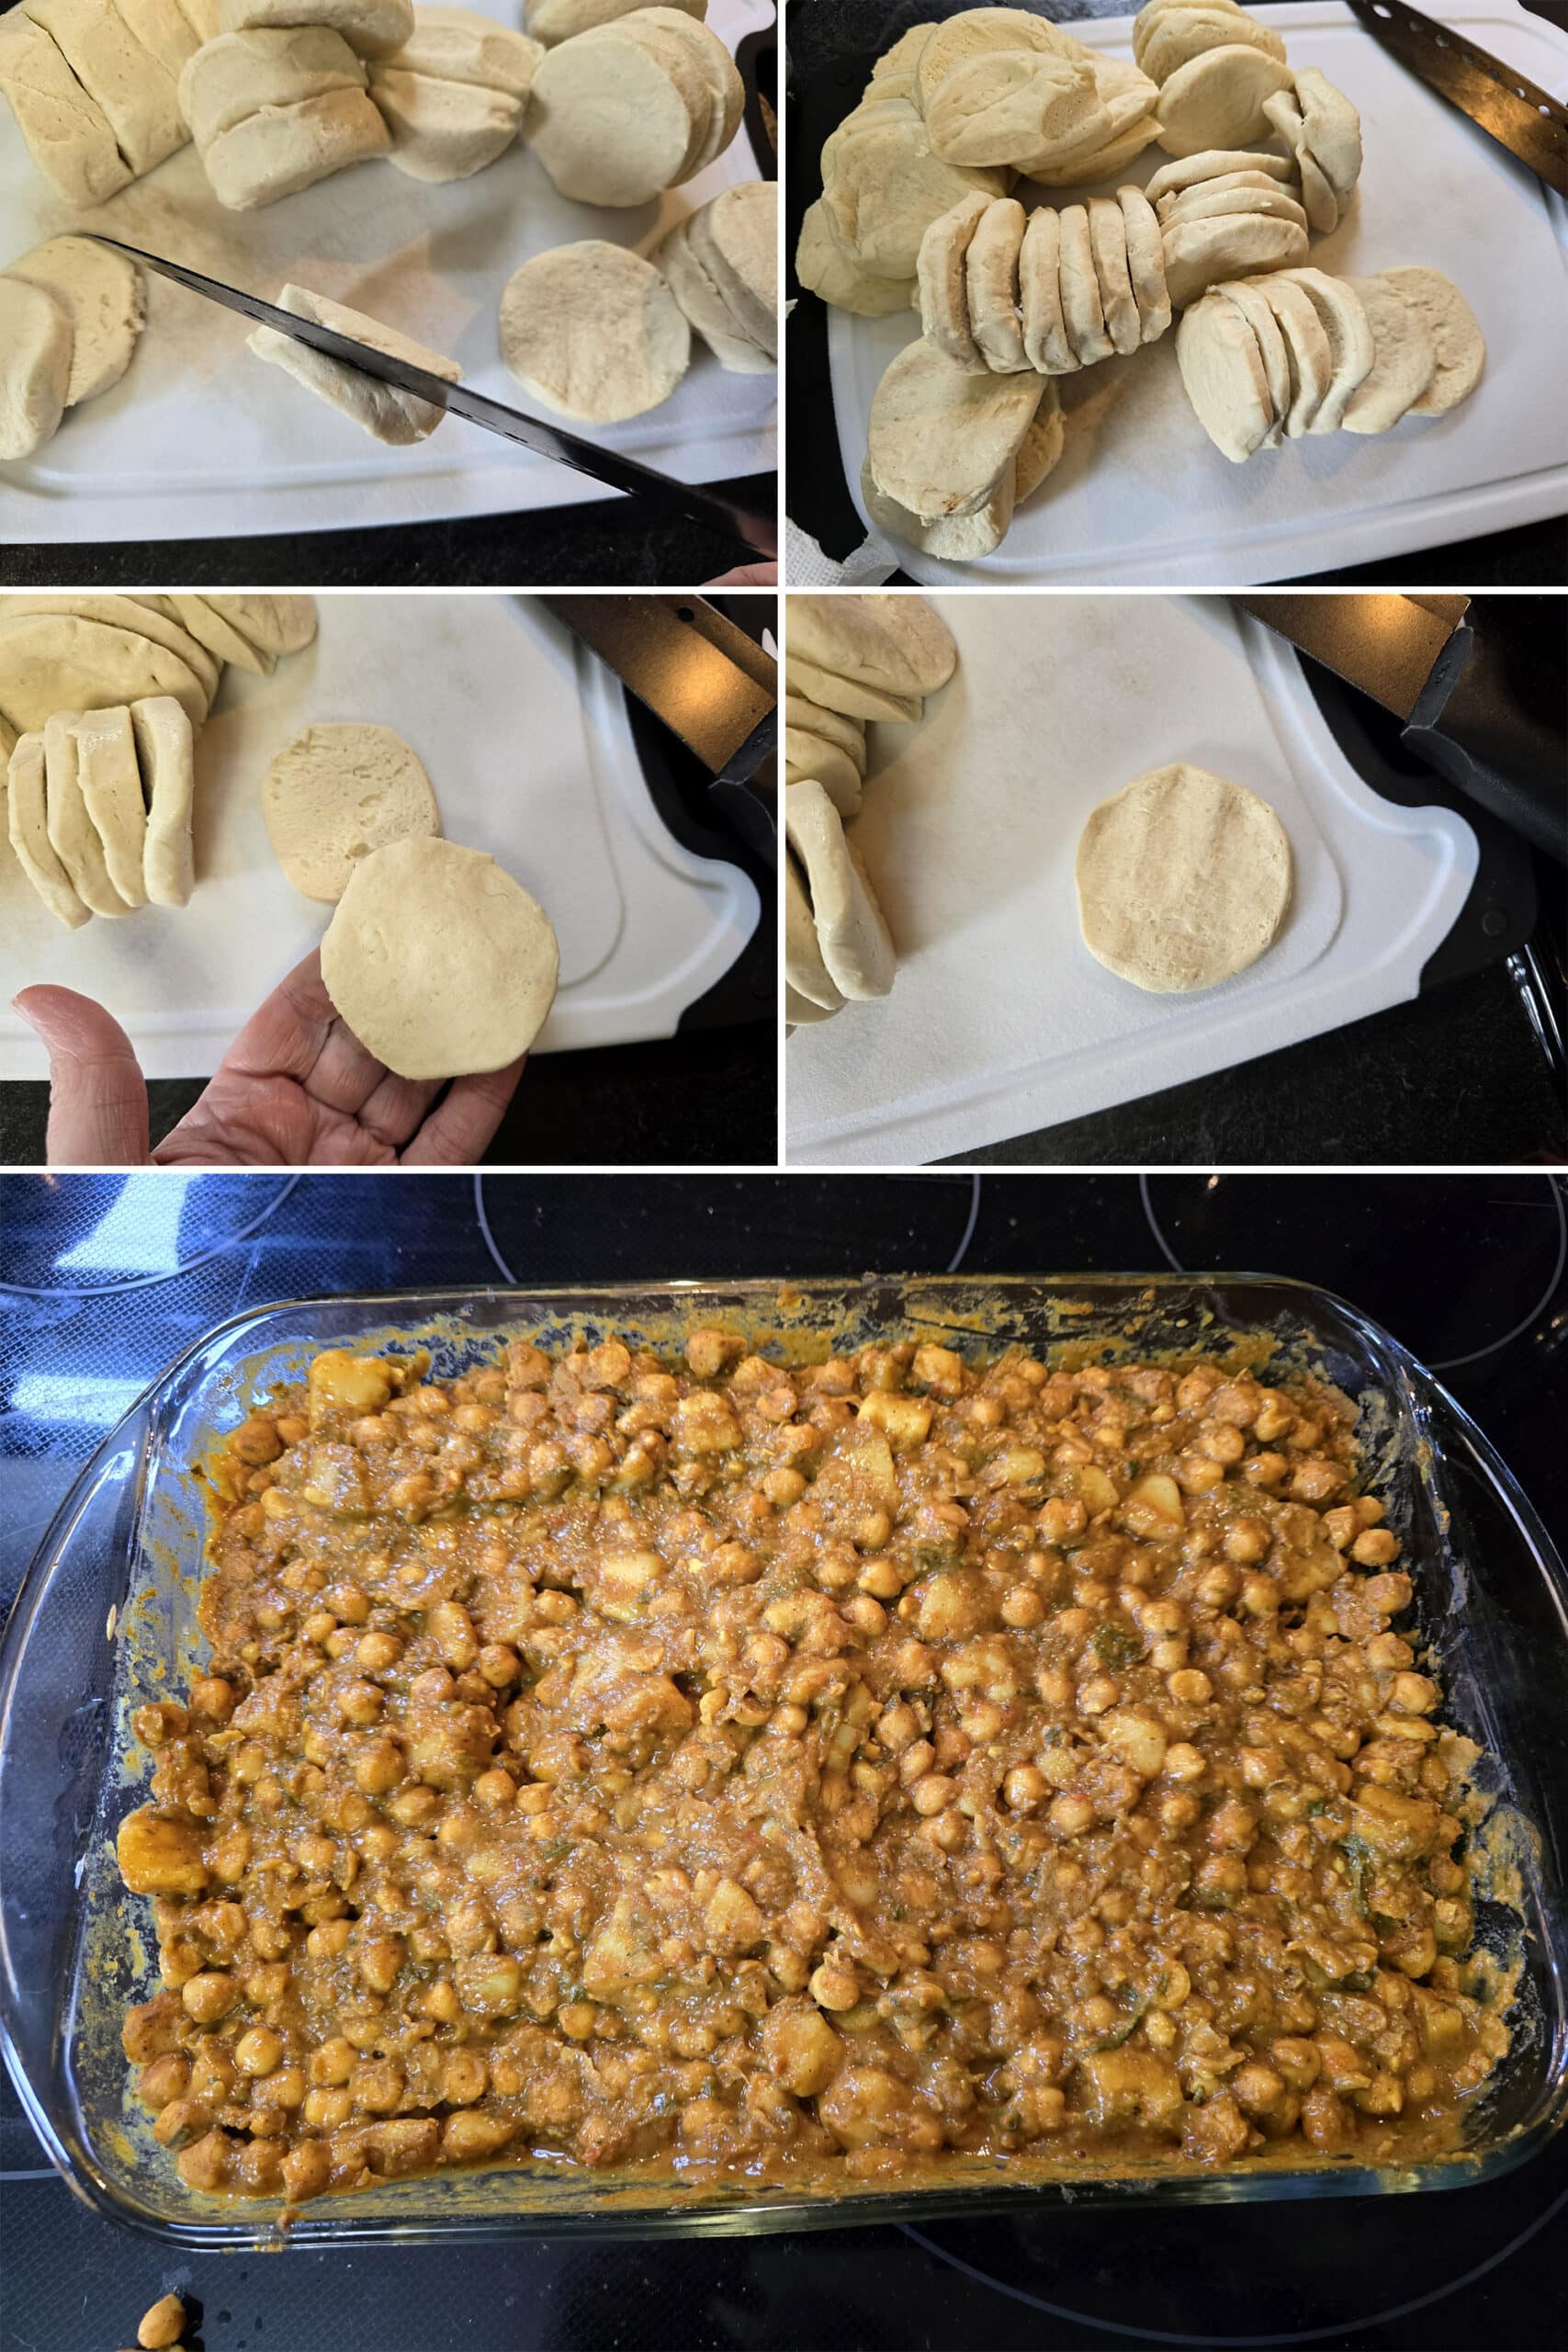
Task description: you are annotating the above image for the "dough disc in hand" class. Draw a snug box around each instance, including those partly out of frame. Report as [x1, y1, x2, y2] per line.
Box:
[1076, 762, 1292, 992]
[321, 836, 559, 1078]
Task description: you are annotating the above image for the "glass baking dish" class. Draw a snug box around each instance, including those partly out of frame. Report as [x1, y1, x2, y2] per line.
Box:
[2, 1274, 1565, 2250]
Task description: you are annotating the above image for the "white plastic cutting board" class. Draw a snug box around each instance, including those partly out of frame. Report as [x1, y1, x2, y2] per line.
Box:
[0, 594, 760, 1075]
[0, 0, 775, 543]
[828, 0, 1568, 585]
[785, 595, 1478, 1165]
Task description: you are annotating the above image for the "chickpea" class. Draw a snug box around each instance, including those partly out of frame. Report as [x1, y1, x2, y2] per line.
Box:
[1048, 1792, 1095, 1838]
[1004, 1765, 1049, 1812]
[180, 1971, 236, 2025]
[911, 1774, 956, 1817]
[234, 2025, 284, 2076]
[1001, 1586, 1045, 1630]
[1223, 1517, 1271, 1565]
[810, 1962, 861, 2012]
[1167, 1669, 1212, 1703]
[1163, 1744, 1207, 1782]
[137, 2292, 186, 2349]
[1352, 1529, 1402, 1567]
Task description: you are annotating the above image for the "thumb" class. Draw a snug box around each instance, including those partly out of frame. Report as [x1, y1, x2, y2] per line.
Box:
[13, 986, 152, 1166]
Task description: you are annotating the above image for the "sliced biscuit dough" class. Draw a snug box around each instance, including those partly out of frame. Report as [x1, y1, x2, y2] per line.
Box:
[262, 719, 440, 900]
[785, 779, 897, 1001]
[784, 729, 863, 819]
[786, 982, 840, 1025]
[201, 87, 390, 206]
[1036, 111, 1157, 187]
[863, 453, 1016, 561]
[369, 67, 520, 178]
[784, 694, 866, 770]
[6, 237, 144, 409]
[627, 9, 742, 165]
[1088, 195, 1140, 357]
[868, 335, 1042, 519]
[1340, 273, 1437, 434]
[1139, 3, 1284, 85]
[130, 695, 197, 908]
[1154, 42, 1292, 155]
[784, 654, 920, 725]
[0, 277, 71, 463]
[321, 836, 559, 1079]
[1256, 273, 1331, 436]
[500, 243, 690, 424]
[1213, 278, 1287, 447]
[525, 30, 695, 206]
[1160, 210, 1308, 309]
[1144, 145, 1295, 201]
[685, 178, 774, 356]
[178, 27, 367, 147]
[43, 708, 129, 916]
[249, 283, 459, 444]
[1176, 288, 1273, 460]
[926, 46, 1101, 174]
[1292, 65, 1360, 193]
[24, 0, 186, 175]
[1280, 267, 1373, 433]
[220, 0, 414, 58]
[573, 15, 712, 185]
[1379, 266, 1484, 417]
[117, 0, 198, 77]
[1260, 85, 1337, 232]
[785, 852, 845, 1014]
[386, 6, 540, 91]
[790, 594, 958, 697]
[918, 192, 992, 370]
[0, 17, 131, 209]
[1117, 183, 1169, 344]
[527, 0, 705, 45]
[795, 200, 916, 318]
[820, 106, 1008, 283]
[1020, 203, 1077, 374]
[1015, 379, 1065, 496]
[659, 220, 771, 374]
[1159, 180, 1307, 231]
[1, 594, 219, 707]
[6, 729, 90, 928]
[73, 701, 147, 909]
[966, 196, 1030, 372]
[1057, 204, 1114, 367]
[206, 594, 317, 662]
[0, 615, 207, 734]
[1077, 762, 1292, 992]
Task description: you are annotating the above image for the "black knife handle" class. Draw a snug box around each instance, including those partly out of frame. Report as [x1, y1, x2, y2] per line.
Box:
[1404, 624, 1567, 865]
[708, 775, 777, 869]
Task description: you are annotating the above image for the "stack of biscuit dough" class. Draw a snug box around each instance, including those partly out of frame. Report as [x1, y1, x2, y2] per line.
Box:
[367, 4, 542, 180]
[784, 594, 957, 1031]
[2, 594, 315, 928]
[525, 4, 742, 206]
[177, 0, 409, 209]
[823, 3, 1484, 560]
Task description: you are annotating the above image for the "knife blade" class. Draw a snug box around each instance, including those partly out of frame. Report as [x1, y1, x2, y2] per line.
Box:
[85, 235, 778, 560]
[1347, 0, 1568, 196]
[1234, 594, 1567, 863]
[542, 594, 777, 865]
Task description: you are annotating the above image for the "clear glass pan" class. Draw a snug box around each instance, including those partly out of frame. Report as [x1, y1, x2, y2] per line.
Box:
[2, 1274, 1565, 2249]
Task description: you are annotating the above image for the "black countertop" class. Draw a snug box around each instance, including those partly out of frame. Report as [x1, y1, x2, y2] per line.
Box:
[2, 1169, 1565, 2352]
[784, 0, 1568, 588]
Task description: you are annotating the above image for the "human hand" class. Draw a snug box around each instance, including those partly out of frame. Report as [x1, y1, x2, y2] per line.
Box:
[13, 949, 526, 1167]
[704, 562, 777, 587]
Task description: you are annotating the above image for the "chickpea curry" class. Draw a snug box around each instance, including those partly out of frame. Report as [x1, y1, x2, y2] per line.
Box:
[115, 1329, 1510, 2208]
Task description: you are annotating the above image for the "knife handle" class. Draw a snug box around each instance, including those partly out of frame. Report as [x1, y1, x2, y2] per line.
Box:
[1404, 625, 1567, 865]
[708, 774, 777, 868]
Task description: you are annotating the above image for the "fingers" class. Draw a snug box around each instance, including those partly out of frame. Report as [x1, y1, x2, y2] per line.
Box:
[400, 1057, 527, 1165]
[12, 985, 152, 1167]
[705, 562, 778, 587]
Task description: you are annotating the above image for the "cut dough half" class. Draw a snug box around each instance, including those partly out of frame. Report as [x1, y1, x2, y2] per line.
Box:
[1077, 761, 1292, 991]
[321, 836, 559, 1079]
[261, 719, 440, 901]
[5, 237, 144, 408]
[131, 695, 197, 908]
[249, 282, 460, 445]
[0, 17, 132, 208]
[784, 778, 897, 1001]
[6, 729, 90, 928]
[1154, 43, 1292, 155]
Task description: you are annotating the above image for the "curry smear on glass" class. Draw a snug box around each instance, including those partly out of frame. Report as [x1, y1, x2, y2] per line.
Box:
[115, 1326, 1510, 2208]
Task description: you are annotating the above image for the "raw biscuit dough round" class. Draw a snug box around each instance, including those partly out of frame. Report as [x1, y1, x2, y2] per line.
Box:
[369, 66, 520, 178]
[1154, 42, 1292, 155]
[1160, 209, 1308, 310]
[1378, 266, 1484, 416]
[795, 201, 916, 318]
[1117, 184, 1169, 344]
[784, 654, 920, 725]
[1340, 274, 1437, 433]
[0, 614, 207, 733]
[322, 836, 559, 1078]
[1144, 145, 1296, 202]
[1, 593, 219, 706]
[918, 191, 993, 369]
[1139, 4, 1284, 85]
[867, 335, 1042, 518]
[5, 236, 144, 408]
[1257, 272, 1331, 435]
[684, 178, 775, 355]
[388, 5, 540, 90]
[0, 277, 71, 462]
[1077, 762, 1292, 991]
[525, 28, 697, 205]
[6, 729, 90, 929]
[0, 17, 131, 209]
[178, 26, 367, 147]
[1159, 180, 1307, 231]
[261, 719, 440, 901]
[1020, 203, 1076, 373]
[785, 852, 845, 1014]
[1280, 267, 1373, 433]
[965, 195, 1030, 371]
[784, 729, 863, 819]
[527, 0, 705, 44]
[202, 594, 318, 664]
[1056, 204, 1113, 367]
[1176, 288, 1274, 461]
[1213, 278, 1288, 447]
[201, 87, 390, 207]
[220, 0, 415, 60]
[784, 778, 897, 1001]
[784, 694, 866, 769]
[500, 242, 690, 423]
[660, 220, 771, 373]
[789, 593, 958, 697]
[1087, 195, 1140, 357]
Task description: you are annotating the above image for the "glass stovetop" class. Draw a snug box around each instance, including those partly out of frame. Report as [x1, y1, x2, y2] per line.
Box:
[2, 1170, 1564, 2352]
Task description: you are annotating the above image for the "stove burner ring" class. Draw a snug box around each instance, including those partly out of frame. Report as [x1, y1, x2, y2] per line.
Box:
[1139, 1174, 1568, 1373]
[903, 2179, 1568, 2346]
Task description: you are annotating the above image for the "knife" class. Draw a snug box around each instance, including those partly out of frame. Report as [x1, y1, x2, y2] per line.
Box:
[1234, 594, 1567, 863]
[1347, 0, 1568, 197]
[85, 235, 778, 560]
[541, 594, 777, 866]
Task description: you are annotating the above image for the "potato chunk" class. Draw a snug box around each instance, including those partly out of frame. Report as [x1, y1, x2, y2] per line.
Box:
[117, 1807, 209, 1895]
